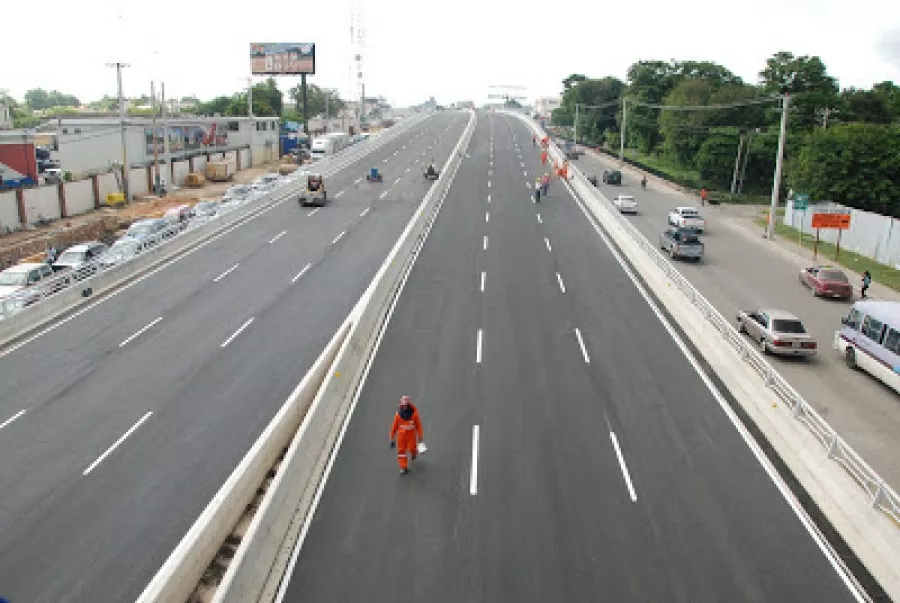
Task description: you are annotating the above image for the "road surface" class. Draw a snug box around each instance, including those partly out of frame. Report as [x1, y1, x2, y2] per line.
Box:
[279, 112, 860, 602]
[575, 149, 900, 489]
[0, 111, 469, 602]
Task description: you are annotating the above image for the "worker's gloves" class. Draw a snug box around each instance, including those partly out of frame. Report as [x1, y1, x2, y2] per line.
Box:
[389, 441, 395, 449]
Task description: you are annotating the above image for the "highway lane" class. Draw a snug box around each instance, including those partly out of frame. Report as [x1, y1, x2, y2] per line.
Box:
[0, 111, 470, 602]
[575, 148, 900, 488]
[278, 111, 860, 602]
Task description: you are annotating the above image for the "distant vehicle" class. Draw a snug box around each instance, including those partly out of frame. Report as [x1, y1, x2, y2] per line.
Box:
[0, 262, 54, 307]
[667, 206, 706, 233]
[122, 218, 168, 246]
[223, 184, 253, 202]
[659, 227, 704, 261]
[299, 174, 327, 207]
[737, 308, 817, 356]
[163, 205, 193, 229]
[252, 173, 281, 191]
[601, 169, 621, 185]
[424, 162, 439, 180]
[99, 238, 146, 268]
[52, 242, 108, 273]
[612, 195, 638, 214]
[836, 300, 900, 394]
[799, 266, 853, 299]
[310, 132, 351, 160]
[191, 201, 219, 219]
[366, 167, 384, 183]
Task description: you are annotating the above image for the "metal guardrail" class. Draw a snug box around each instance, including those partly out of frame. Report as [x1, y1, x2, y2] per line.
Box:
[0, 113, 430, 323]
[508, 111, 900, 526]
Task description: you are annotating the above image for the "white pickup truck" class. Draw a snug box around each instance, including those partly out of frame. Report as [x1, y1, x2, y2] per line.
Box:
[667, 206, 706, 233]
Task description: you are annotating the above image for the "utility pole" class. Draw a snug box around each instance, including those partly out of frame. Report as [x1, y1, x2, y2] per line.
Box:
[247, 77, 253, 117]
[107, 62, 130, 201]
[730, 131, 745, 194]
[574, 103, 579, 144]
[161, 82, 170, 192]
[619, 97, 627, 163]
[767, 93, 790, 240]
[738, 129, 755, 194]
[819, 106, 838, 129]
[151, 81, 160, 194]
[301, 74, 309, 138]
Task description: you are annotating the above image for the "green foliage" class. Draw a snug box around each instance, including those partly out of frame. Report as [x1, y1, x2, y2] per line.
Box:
[789, 123, 900, 216]
[288, 83, 346, 118]
[24, 88, 80, 110]
[758, 51, 839, 128]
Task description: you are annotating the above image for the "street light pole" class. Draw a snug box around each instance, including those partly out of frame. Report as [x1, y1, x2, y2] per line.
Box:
[161, 82, 170, 191]
[619, 97, 627, 164]
[767, 93, 790, 240]
[574, 103, 579, 145]
[107, 62, 130, 201]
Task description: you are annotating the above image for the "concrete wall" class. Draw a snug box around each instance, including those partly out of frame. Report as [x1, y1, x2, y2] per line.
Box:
[173, 161, 190, 186]
[98, 172, 119, 201]
[57, 127, 145, 177]
[240, 148, 251, 169]
[193, 155, 207, 174]
[65, 179, 95, 216]
[22, 185, 61, 223]
[0, 190, 18, 231]
[784, 200, 900, 268]
[129, 168, 149, 196]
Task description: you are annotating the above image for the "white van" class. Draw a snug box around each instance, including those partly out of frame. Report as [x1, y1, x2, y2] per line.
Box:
[310, 132, 351, 161]
[835, 300, 900, 394]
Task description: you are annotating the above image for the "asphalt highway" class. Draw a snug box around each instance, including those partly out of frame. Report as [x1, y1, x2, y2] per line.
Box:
[575, 149, 900, 489]
[0, 110, 469, 602]
[278, 111, 863, 602]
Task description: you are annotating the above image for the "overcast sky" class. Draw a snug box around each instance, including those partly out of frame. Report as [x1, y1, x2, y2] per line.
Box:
[2, 0, 898, 107]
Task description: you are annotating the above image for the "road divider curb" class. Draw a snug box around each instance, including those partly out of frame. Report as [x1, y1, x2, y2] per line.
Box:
[135, 109, 475, 603]
[504, 109, 899, 601]
[0, 112, 431, 352]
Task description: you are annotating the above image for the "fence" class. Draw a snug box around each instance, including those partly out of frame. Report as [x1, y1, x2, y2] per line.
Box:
[784, 200, 900, 268]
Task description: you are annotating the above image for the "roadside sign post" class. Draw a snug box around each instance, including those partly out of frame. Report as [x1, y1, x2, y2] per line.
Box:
[811, 212, 851, 262]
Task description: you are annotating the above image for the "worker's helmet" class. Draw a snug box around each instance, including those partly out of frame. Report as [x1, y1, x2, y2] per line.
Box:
[400, 395, 412, 407]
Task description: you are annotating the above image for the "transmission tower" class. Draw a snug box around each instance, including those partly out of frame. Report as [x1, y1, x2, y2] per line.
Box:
[349, 0, 367, 125]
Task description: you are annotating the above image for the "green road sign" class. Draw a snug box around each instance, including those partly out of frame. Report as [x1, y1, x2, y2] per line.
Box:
[794, 193, 809, 211]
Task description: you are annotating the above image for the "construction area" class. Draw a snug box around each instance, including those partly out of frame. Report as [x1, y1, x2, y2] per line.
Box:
[0, 160, 284, 268]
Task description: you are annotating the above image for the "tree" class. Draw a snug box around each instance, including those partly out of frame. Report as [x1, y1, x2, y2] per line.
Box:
[840, 87, 893, 124]
[659, 78, 716, 163]
[562, 76, 625, 144]
[789, 123, 900, 215]
[288, 83, 346, 118]
[24, 88, 80, 110]
[623, 60, 681, 152]
[562, 74, 587, 91]
[758, 51, 839, 128]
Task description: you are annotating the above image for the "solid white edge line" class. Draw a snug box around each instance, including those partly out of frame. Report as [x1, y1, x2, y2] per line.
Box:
[610, 432, 638, 502]
[574, 327, 590, 363]
[544, 237, 552, 252]
[0, 409, 27, 430]
[275, 113, 466, 601]
[332, 230, 346, 245]
[556, 272, 566, 293]
[83, 411, 153, 475]
[291, 263, 312, 284]
[470, 425, 480, 495]
[480, 271, 485, 292]
[221, 317, 254, 348]
[119, 316, 163, 348]
[213, 263, 240, 282]
[483, 235, 488, 251]
[269, 230, 287, 244]
[562, 177, 867, 602]
[307, 208, 320, 216]
[360, 207, 370, 218]
[476, 328, 483, 364]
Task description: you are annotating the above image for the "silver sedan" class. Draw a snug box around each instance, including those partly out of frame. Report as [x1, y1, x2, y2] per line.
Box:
[736, 308, 818, 356]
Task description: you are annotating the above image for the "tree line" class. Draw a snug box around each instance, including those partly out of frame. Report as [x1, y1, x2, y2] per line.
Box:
[551, 52, 900, 216]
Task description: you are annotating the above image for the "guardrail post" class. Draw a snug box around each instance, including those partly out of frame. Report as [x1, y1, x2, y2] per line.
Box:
[871, 482, 885, 508]
[826, 432, 839, 458]
[16, 188, 27, 228]
[791, 398, 803, 418]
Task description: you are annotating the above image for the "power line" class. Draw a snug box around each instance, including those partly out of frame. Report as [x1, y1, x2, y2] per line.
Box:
[628, 95, 783, 111]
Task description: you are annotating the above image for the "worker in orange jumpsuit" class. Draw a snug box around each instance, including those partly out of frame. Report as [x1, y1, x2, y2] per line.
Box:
[389, 396, 424, 475]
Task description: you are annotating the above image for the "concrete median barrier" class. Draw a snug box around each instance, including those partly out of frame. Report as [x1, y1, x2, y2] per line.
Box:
[503, 109, 899, 600]
[135, 109, 475, 603]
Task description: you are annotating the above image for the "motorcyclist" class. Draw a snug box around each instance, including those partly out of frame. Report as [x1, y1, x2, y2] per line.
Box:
[534, 179, 542, 203]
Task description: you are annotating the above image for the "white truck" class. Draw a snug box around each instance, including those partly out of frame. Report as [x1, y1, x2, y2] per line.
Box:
[310, 132, 351, 161]
[667, 206, 707, 233]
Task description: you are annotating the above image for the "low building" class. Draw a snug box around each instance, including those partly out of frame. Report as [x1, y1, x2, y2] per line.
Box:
[534, 97, 561, 119]
[41, 116, 279, 178]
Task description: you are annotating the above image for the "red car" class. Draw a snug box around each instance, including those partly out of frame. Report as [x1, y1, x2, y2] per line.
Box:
[799, 266, 853, 299]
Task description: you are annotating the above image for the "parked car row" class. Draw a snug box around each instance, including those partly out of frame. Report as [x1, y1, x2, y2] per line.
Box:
[0, 170, 297, 321]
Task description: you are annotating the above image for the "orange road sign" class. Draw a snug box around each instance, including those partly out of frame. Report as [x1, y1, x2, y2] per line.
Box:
[811, 213, 851, 229]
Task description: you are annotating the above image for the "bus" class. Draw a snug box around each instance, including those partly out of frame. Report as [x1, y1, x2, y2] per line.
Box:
[835, 300, 900, 394]
[310, 132, 351, 161]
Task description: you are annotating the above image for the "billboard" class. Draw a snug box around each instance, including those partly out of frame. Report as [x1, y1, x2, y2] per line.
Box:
[250, 43, 316, 75]
[145, 123, 228, 156]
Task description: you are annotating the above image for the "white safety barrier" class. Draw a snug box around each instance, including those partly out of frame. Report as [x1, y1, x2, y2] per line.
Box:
[136, 109, 476, 603]
[505, 110, 900, 599]
[0, 112, 431, 347]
